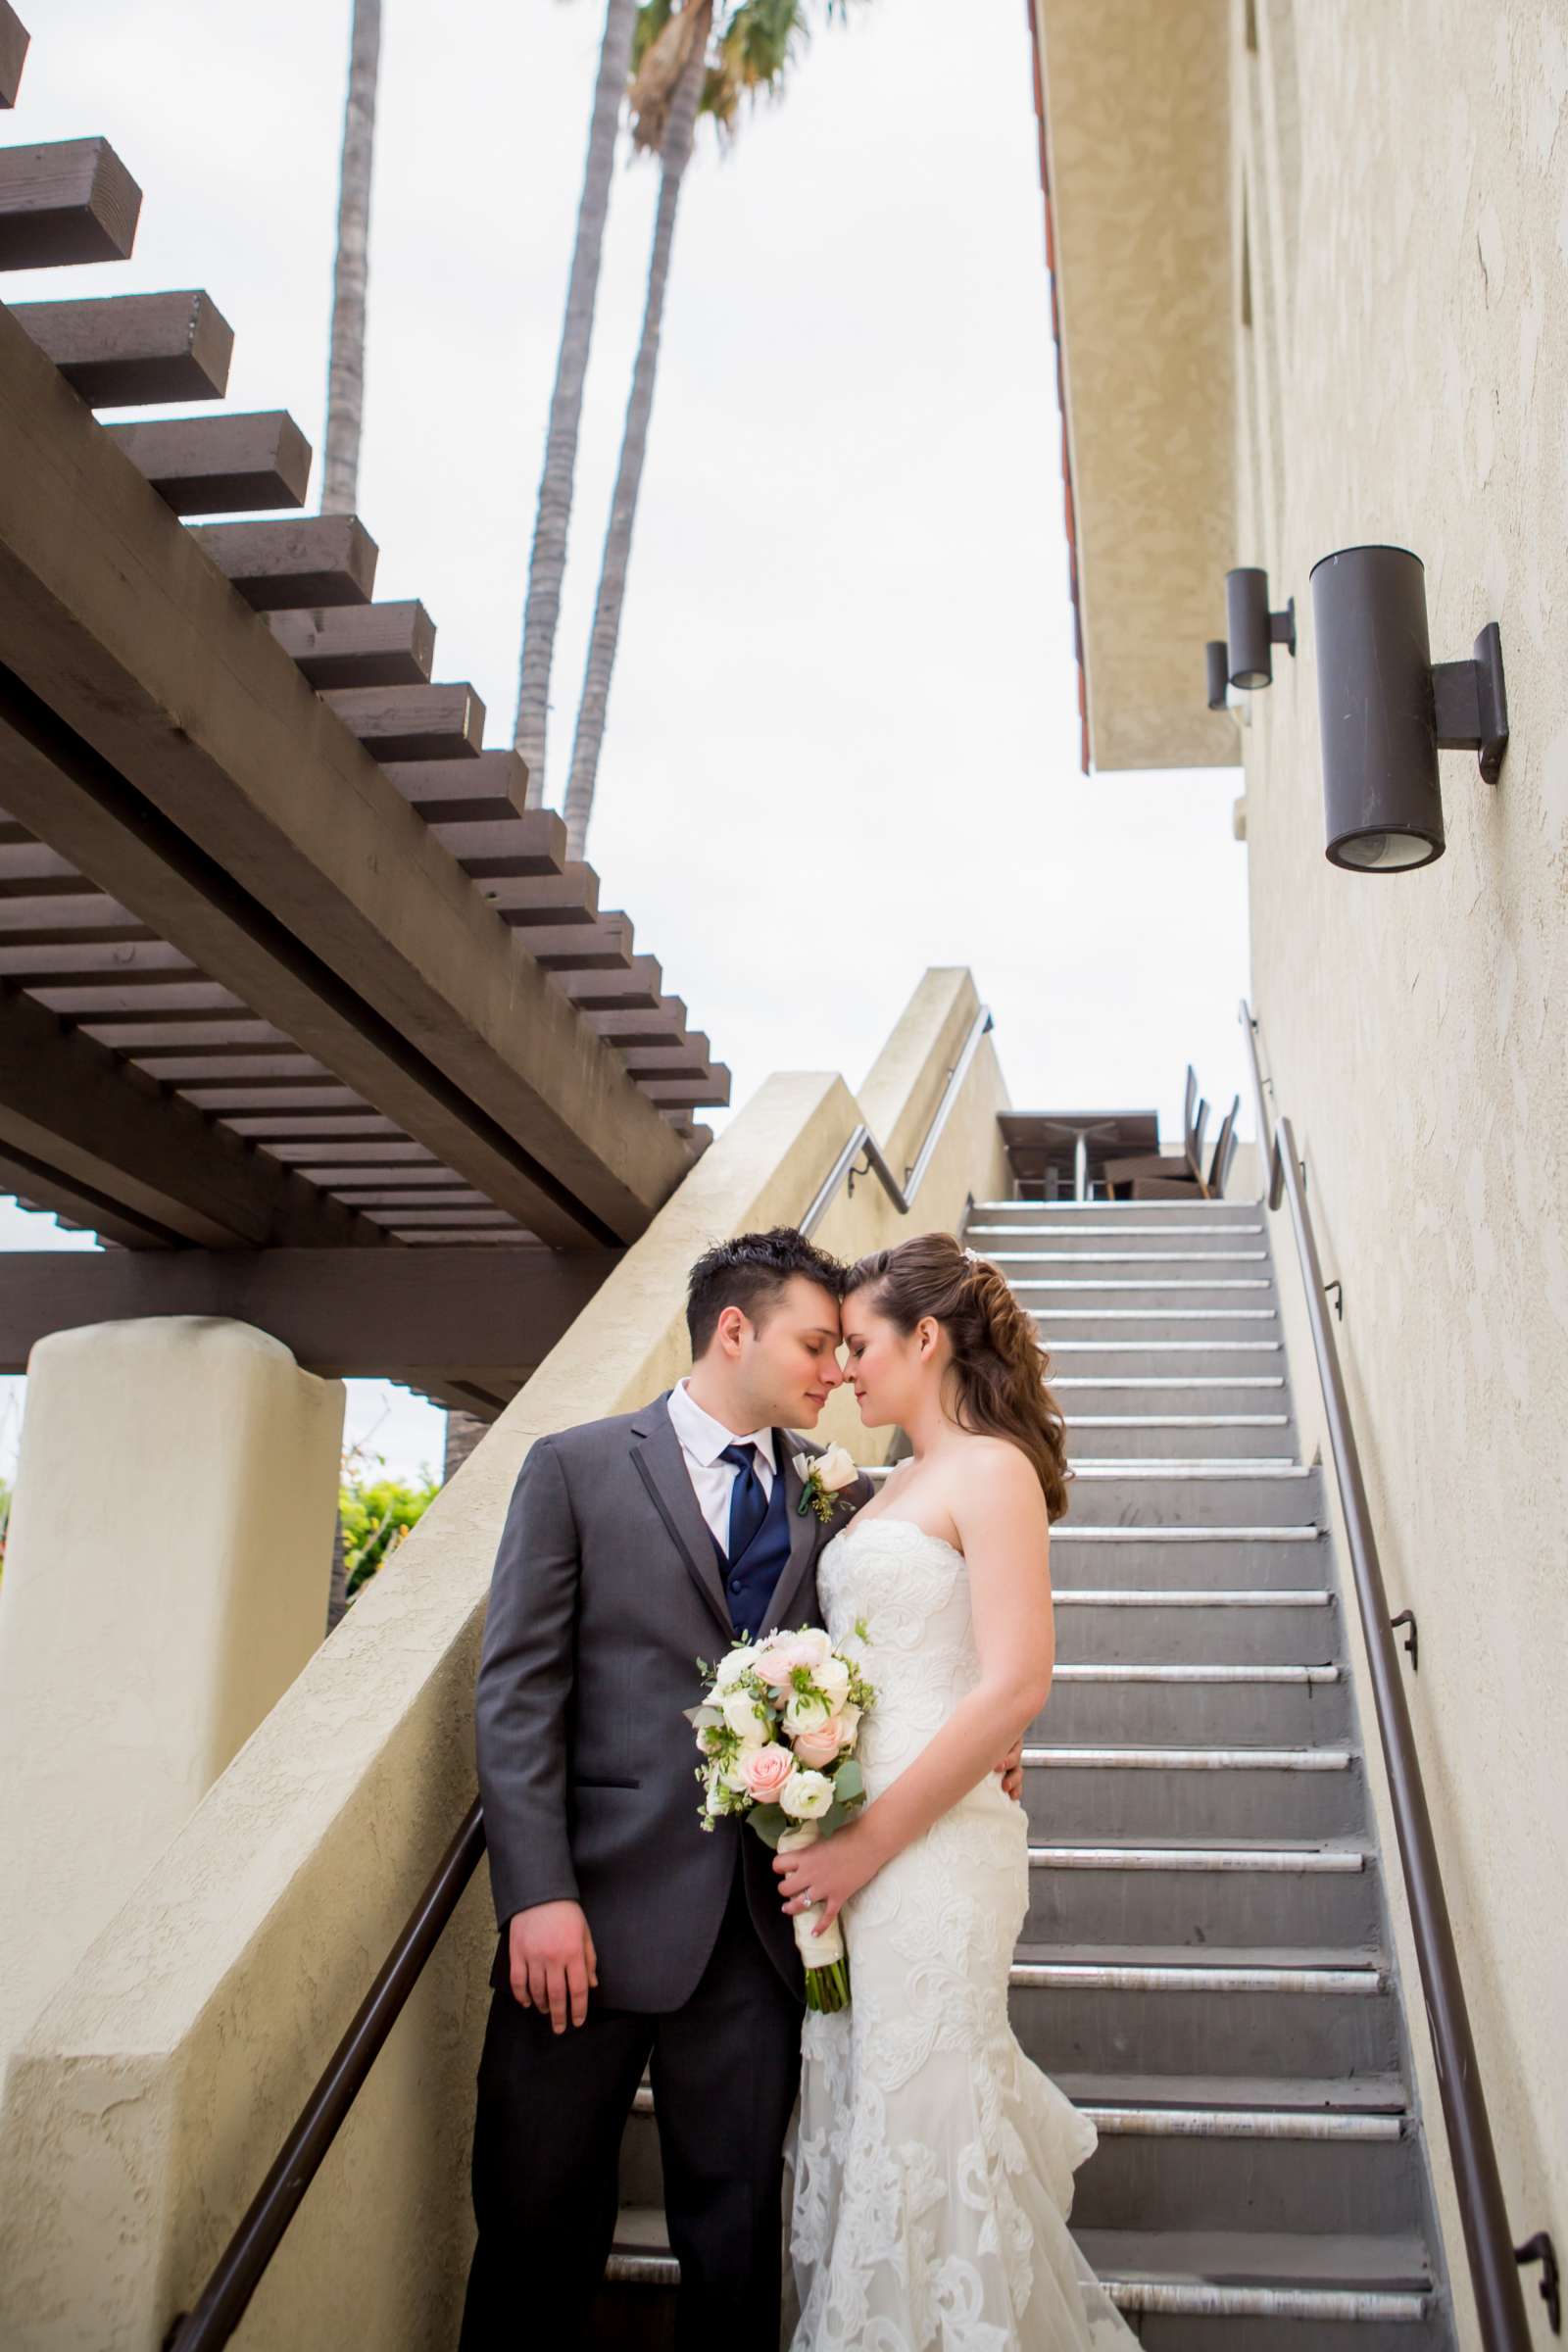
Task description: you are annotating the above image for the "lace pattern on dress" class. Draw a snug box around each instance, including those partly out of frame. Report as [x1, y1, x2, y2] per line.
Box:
[787, 1515, 1136, 2351]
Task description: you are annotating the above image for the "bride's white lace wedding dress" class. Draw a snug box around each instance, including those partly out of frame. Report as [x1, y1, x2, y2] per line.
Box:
[788, 1514, 1136, 2351]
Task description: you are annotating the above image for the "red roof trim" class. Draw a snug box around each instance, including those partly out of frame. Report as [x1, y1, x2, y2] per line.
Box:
[1026, 0, 1091, 776]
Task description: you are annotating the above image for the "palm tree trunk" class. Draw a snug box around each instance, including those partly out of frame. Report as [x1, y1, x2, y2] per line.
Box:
[321, 0, 382, 515]
[514, 0, 639, 808]
[562, 10, 708, 860]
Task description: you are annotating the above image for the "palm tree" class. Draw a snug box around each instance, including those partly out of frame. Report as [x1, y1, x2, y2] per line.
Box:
[514, 0, 641, 806]
[321, 0, 383, 515]
[561, 1, 845, 857]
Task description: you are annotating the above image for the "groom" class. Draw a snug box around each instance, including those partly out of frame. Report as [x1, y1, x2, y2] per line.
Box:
[461, 1227, 876, 2348]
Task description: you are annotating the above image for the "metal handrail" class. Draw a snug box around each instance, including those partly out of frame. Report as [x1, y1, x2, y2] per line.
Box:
[163, 1801, 487, 2352]
[801, 1003, 993, 1237]
[1240, 1001, 1543, 2351]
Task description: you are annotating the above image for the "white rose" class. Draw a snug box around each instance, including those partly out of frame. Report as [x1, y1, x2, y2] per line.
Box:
[837, 1702, 863, 1747]
[812, 1444, 858, 1494]
[720, 1754, 755, 1794]
[788, 1628, 832, 1671]
[779, 1766, 834, 1820]
[712, 1644, 756, 1691]
[814, 1656, 851, 1710]
[720, 1689, 767, 1745]
[784, 1689, 832, 1737]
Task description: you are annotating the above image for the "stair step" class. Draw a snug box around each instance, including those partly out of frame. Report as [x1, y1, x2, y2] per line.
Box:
[1026, 1836, 1379, 1947]
[1054, 1591, 1339, 1668]
[971, 1200, 1261, 1218]
[1022, 1745, 1361, 1838]
[1010, 1948, 1386, 1989]
[603, 2214, 1436, 2330]
[1039, 1665, 1350, 1742]
[1080, 2228, 1435, 2327]
[1057, 1376, 1288, 1388]
[986, 1250, 1272, 1266]
[1069, 1415, 1291, 1427]
[1067, 1464, 1321, 1529]
[1021, 1745, 1352, 1770]
[969, 1224, 1267, 1241]
[1052, 1530, 1332, 1593]
[1008, 1946, 1398, 2077]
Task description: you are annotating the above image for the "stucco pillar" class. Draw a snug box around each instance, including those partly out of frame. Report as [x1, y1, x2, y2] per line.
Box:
[0, 1315, 344, 2072]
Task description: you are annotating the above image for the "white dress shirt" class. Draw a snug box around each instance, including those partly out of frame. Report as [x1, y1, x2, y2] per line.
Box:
[665, 1378, 777, 1553]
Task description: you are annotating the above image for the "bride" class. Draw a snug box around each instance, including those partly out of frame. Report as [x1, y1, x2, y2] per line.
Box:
[773, 1231, 1137, 2350]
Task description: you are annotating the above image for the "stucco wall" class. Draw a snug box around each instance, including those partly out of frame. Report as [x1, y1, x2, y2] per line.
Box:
[1234, 4, 1568, 2338]
[0, 966, 1008, 2351]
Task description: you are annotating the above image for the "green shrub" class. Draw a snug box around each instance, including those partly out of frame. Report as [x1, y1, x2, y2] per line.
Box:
[339, 1471, 439, 1602]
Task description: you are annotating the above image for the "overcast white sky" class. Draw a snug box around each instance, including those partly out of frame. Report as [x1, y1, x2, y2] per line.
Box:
[1, 0, 1250, 1483]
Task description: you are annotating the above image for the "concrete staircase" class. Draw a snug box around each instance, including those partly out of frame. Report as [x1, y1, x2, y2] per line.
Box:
[594, 1190, 1454, 2346]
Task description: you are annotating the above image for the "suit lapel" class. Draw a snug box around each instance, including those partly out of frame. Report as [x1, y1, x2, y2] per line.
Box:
[630, 1396, 732, 1639]
[761, 1434, 826, 1636]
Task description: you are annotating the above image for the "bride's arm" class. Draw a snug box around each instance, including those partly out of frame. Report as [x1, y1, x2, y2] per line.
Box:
[773, 1442, 1054, 1934]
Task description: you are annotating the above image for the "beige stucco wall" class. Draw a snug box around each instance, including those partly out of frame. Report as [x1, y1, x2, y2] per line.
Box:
[0, 1319, 343, 2075]
[1232, 4, 1568, 2339]
[1032, 0, 1240, 770]
[0, 966, 1007, 2351]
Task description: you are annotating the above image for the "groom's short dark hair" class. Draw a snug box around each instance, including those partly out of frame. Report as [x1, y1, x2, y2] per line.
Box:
[686, 1228, 848, 1357]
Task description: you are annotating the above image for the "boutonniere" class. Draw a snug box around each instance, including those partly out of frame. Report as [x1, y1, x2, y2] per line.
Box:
[792, 1443, 858, 1523]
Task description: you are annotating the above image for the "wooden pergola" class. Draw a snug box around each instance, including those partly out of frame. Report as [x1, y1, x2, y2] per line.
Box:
[0, 6, 726, 1418]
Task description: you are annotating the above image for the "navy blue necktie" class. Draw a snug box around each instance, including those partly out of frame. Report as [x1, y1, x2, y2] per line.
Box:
[719, 1442, 768, 1561]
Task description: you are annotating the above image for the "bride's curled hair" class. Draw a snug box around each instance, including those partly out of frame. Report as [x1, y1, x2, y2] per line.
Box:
[845, 1231, 1071, 1522]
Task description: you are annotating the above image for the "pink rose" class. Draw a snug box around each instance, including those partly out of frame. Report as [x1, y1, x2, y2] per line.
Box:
[754, 1641, 800, 1695]
[741, 1743, 795, 1803]
[791, 1715, 846, 1770]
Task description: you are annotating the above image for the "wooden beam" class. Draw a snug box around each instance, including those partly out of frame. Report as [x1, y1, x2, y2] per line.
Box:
[520, 913, 633, 972]
[620, 1035, 711, 1078]
[104, 413, 313, 515]
[318, 681, 484, 761]
[426, 815, 568, 879]
[477, 869, 598, 924]
[581, 996, 690, 1047]
[263, 602, 435, 689]
[551, 957, 663, 1012]
[0, 3, 29, 109]
[0, 137, 141, 269]
[382, 749, 530, 816]
[0, 1243, 618, 1378]
[0, 937, 194, 981]
[7, 290, 233, 404]
[0, 302, 691, 1239]
[637, 1068, 732, 1109]
[0, 978, 381, 1250]
[187, 514, 377, 609]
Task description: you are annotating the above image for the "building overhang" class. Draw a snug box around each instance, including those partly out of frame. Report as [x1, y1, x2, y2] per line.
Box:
[1029, 0, 1239, 772]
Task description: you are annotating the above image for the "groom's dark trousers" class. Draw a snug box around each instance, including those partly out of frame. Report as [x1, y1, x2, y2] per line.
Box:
[459, 1849, 801, 2349]
[459, 1399, 873, 2350]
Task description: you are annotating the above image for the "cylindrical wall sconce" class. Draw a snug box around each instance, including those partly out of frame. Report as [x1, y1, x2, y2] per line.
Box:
[1205, 641, 1229, 711]
[1310, 543, 1508, 873]
[1226, 567, 1297, 689]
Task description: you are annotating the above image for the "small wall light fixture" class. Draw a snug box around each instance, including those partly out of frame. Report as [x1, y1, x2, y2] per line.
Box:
[1226, 566, 1297, 688]
[1310, 542, 1508, 873]
[1205, 640, 1230, 711]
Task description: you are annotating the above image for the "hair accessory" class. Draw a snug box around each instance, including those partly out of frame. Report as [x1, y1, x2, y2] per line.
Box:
[961, 1247, 979, 1264]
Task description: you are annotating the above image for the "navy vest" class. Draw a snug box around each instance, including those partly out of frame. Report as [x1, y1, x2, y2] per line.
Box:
[710, 1454, 793, 1641]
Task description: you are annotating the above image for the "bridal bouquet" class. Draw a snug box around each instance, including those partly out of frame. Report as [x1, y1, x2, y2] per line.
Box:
[686, 1624, 875, 2012]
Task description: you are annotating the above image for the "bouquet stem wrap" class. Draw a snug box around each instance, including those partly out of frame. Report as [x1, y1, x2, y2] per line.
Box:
[777, 1822, 851, 2012]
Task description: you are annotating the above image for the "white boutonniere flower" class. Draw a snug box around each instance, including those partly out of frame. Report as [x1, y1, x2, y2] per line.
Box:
[792, 1442, 858, 1524]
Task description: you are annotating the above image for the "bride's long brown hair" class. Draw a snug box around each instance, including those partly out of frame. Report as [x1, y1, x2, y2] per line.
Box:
[844, 1231, 1071, 1522]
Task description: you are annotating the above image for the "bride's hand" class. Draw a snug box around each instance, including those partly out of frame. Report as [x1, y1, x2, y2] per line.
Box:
[772, 1820, 881, 1934]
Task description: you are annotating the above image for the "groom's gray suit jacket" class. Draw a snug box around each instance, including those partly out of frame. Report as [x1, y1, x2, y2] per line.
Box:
[475, 1392, 874, 2013]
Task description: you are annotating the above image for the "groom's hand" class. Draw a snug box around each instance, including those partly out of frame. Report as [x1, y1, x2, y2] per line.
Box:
[509, 1899, 599, 2032]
